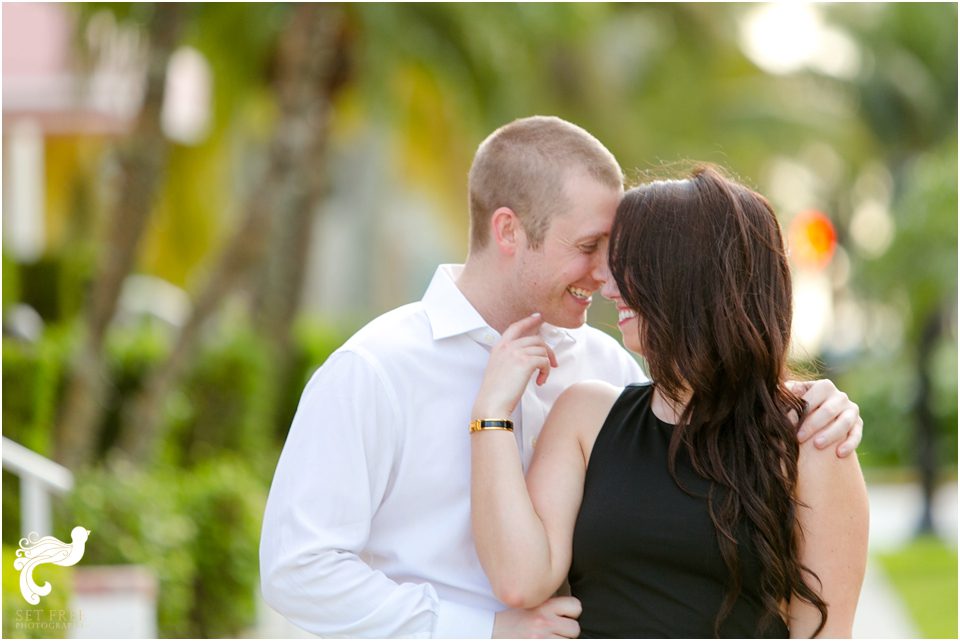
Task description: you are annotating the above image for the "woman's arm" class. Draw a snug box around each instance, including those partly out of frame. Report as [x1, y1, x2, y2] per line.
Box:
[472, 380, 618, 608]
[469, 314, 619, 608]
[788, 439, 869, 637]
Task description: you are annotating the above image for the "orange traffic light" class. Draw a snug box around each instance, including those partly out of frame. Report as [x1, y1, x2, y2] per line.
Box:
[788, 209, 836, 269]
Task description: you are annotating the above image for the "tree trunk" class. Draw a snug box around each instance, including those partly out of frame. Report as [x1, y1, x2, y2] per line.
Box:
[914, 311, 941, 536]
[116, 3, 348, 465]
[55, 4, 185, 471]
[251, 3, 352, 377]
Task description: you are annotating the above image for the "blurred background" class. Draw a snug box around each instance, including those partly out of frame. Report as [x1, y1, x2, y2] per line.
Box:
[1, 2, 956, 638]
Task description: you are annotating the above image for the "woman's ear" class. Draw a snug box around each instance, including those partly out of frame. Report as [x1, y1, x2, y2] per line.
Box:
[491, 207, 524, 256]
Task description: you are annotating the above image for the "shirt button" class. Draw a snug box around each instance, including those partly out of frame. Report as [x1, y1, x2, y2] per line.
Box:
[531, 437, 538, 448]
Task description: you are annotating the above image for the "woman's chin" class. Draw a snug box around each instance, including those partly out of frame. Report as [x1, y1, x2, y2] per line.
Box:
[618, 332, 643, 356]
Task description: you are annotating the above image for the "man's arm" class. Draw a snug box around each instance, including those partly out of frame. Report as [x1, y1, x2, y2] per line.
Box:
[787, 379, 863, 457]
[259, 350, 492, 638]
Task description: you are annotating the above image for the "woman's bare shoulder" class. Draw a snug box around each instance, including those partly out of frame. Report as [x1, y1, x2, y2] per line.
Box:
[542, 380, 624, 456]
[555, 380, 624, 413]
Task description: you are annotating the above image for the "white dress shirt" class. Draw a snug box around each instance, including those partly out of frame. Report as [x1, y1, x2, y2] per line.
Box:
[260, 264, 646, 638]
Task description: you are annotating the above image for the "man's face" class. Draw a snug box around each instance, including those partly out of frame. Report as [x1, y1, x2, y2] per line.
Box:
[513, 172, 622, 329]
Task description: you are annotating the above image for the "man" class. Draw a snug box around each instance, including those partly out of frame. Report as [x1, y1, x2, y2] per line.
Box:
[260, 116, 862, 638]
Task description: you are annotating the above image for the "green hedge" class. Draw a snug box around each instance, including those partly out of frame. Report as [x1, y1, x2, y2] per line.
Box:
[163, 324, 276, 476]
[1, 337, 64, 456]
[2, 335, 68, 549]
[833, 340, 958, 469]
[65, 456, 266, 638]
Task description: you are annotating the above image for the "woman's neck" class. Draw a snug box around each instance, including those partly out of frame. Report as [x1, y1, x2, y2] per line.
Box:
[651, 385, 689, 425]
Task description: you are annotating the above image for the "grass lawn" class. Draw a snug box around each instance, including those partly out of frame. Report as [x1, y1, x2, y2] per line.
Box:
[876, 536, 958, 638]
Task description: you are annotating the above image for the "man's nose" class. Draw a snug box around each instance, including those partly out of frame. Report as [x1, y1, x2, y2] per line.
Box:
[592, 253, 610, 285]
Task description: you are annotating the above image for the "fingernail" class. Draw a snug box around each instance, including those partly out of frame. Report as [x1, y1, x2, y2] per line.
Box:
[531, 312, 541, 318]
[814, 436, 826, 447]
[797, 430, 807, 440]
[839, 446, 850, 456]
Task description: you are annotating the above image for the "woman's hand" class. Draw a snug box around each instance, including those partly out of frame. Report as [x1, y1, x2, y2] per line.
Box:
[473, 313, 558, 418]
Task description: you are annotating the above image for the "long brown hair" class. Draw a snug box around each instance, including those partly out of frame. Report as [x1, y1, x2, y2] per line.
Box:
[608, 165, 828, 636]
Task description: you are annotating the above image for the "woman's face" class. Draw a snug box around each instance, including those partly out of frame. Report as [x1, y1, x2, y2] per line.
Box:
[599, 258, 643, 355]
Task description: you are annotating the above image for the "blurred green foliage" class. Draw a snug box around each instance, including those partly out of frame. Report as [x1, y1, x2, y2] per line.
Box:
[3, 320, 351, 636]
[95, 324, 171, 458]
[65, 456, 265, 638]
[835, 345, 958, 469]
[182, 457, 265, 638]
[2, 253, 20, 309]
[164, 325, 275, 475]
[1, 335, 66, 549]
[1, 339, 63, 455]
[11, 252, 93, 326]
[840, 139, 958, 470]
[855, 140, 958, 339]
[66, 461, 196, 636]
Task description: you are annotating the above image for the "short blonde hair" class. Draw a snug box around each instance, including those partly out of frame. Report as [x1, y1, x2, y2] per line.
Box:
[468, 116, 623, 250]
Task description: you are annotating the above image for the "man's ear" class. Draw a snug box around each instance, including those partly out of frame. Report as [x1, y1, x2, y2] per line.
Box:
[491, 207, 524, 255]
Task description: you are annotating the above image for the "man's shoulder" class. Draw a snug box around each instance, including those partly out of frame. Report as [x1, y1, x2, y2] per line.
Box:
[304, 302, 431, 391]
[573, 323, 629, 352]
[567, 323, 646, 382]
[340, 301, 432, 356]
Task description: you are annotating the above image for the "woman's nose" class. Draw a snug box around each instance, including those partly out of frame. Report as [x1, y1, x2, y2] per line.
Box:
[600, 281, 619, 301]
[599, 264, 621, 301]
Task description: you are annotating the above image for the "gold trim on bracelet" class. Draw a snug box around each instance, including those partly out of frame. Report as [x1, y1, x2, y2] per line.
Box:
[469, 419, 515, 433]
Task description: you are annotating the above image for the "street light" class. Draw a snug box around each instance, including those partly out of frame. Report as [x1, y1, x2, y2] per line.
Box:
[789, 209, 837, 270]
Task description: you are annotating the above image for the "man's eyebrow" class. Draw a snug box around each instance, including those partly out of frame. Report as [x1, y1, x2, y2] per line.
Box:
[577, 232, 608, 242]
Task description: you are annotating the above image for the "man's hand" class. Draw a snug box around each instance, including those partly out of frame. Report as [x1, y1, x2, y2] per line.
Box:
[492, 596, 582, 639]
[787, 379, 863, 458]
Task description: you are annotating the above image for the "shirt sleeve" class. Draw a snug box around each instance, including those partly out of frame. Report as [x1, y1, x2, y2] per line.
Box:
[620, 350, 648, 384]
[259, 349, 495, 638]
[596, 331, 648, 385]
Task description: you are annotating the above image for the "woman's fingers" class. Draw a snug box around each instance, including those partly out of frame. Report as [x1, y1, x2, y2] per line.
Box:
[531, 353, 553, 386]
[501, 312, 545, 341]
[509, 336, 549, 350]
[546, 343, 558, 368]
[483, 312, 559, 398]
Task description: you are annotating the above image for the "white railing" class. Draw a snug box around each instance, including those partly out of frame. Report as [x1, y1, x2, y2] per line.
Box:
[1, 436, 74, 537]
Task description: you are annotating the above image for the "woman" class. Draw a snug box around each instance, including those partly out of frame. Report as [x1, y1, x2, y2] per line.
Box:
[470, 166, 868, 638]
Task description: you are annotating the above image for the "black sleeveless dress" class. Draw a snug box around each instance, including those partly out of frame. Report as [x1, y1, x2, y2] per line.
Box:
[568, 384, 789, 638]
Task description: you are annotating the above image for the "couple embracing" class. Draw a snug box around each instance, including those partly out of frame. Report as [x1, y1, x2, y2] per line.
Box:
[260, 116, 868, 638]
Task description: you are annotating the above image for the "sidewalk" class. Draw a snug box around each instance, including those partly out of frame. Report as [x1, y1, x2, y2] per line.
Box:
[866, 482, 957, 551]
[851, 481, 957, 638]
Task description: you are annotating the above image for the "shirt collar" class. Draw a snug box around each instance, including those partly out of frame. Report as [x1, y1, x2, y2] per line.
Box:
[422, 264, 577, 348]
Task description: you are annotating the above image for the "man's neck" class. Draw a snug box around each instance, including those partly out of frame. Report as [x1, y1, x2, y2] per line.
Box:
[455, 258, 519, 334]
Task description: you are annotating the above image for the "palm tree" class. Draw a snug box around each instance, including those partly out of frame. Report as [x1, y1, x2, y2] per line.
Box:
[117, 3, 350, 464]
[55, 3, 187, 471]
